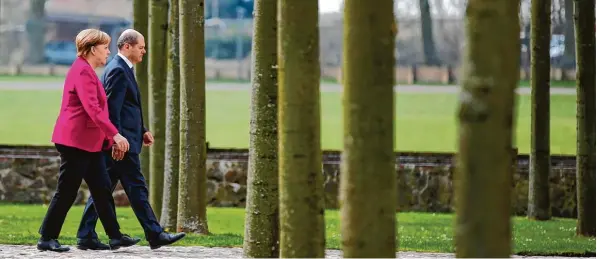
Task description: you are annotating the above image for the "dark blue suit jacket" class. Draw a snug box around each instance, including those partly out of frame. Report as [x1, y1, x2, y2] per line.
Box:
[101, 55, 147, 154]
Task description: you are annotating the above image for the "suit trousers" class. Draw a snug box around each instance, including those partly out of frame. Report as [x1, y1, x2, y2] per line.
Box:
[38, 144, 122, 239]
[76, 151, 163, 241]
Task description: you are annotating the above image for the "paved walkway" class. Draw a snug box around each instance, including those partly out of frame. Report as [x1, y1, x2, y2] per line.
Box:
[0, 245, 592, 259]
[0, 245, 445, 258]
[0, 81, 576, 95]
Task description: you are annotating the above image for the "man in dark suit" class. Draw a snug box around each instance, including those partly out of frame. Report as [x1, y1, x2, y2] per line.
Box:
[75, 29, 185, 250]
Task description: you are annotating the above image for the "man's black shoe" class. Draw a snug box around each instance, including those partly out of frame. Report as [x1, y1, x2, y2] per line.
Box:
[76, 238, 110, 250]
[109, 234, 141, 250]
[37, 238, 70, 252]
[149, 232, 186, 250]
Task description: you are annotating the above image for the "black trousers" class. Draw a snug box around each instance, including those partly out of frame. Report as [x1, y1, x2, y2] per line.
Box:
[77, 151, 163, 241]
[38, 144, 123, 240]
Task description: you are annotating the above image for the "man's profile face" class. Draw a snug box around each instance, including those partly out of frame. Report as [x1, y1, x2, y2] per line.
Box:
[127, 36, 146, 64]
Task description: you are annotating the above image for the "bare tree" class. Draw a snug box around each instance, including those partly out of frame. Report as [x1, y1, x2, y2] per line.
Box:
[177, 0, 210, 235]
[419, 0, 440, 65]
[574, 0, 596, 238]
[340, 0, 397, 257]
[454, 0, 520, 256]
[133, 0, 150, 183]
[242, 0, 280, 257]
[528, 0, 552, 221]
[161, 0, 180, 230]
[277, 0, 325, 256]
[25, 0, 46, 64]
[148, 0, 169, 220]
[561, 0, 575, 68]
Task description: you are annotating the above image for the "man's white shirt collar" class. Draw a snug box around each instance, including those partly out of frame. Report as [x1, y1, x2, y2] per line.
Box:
[118, 53, 133, 68]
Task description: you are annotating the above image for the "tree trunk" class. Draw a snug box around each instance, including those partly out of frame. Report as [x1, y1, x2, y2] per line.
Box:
[177, 0, 209, 235]
[561, 0, 575, 69]
[340, 0, 397, 257]
[454, 0, 520, 257]
[528, 0, 551, 221]
[419, 0, 440, 66]
[134, 0, 151, 186]
[277, 0, 325, 257]
[242, 0, 280, 257]
[574, 0, 596, 238]
[160, 0, 180, 230]
[26, 0, 46, 64]
[148, 0, 169, 221]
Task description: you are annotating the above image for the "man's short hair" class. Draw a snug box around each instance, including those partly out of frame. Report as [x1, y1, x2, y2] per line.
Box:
[117, 30, 140, 49]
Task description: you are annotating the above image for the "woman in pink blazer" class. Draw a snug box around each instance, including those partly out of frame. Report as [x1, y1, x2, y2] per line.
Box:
[37, 29, 139, 252]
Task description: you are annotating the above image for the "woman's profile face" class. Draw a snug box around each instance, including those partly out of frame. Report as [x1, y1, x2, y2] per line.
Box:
[93, 43, 111, 66]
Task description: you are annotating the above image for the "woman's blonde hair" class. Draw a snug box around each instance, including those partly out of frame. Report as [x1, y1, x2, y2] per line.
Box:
[75, 29, 111, 57]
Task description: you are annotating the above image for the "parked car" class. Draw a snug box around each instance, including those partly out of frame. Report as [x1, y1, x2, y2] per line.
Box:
[44, 41, 77, 65]
[549, 34, 565, 64]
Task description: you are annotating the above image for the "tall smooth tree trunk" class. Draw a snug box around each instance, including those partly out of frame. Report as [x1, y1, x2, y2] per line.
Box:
[160, 0, 180, 230]
[148, 0, 169, 220]
[528, 0, 551, 221]
[242, 0, 280, 257]
[573, 0, 596, 238]
[277, 0, 325, 257]
[177, 0, 209, 234]
[26, 0, 46, 64]
[419, 0, 440, 65]
[340, 0, 397, 257]
[134, 0, 151, 186]
[454, 0, 520, 257]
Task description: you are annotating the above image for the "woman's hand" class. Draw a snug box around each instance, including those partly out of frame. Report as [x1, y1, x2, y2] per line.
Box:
[113, 133, 130, 153]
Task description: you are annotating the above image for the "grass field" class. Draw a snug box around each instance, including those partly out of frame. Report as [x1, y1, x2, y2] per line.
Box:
[517, 79, 576, 88]
[0, 75, 66, 81]
[0, 204, 594, 255]
[0, 75, 255, 83]
[0, 75, 577, 87]
[0, 89, 577, 154]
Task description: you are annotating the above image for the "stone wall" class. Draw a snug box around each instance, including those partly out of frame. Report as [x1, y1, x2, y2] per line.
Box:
[0, 146, 578, 218]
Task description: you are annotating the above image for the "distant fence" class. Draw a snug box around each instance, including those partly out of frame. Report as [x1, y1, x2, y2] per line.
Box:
[0, 61, 577, 84]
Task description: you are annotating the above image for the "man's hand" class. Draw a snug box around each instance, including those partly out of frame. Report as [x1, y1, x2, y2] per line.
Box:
[143, 131, 154, 146]
[112, 145, 126, 161]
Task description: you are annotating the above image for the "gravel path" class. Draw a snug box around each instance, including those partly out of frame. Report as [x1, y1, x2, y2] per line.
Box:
[0, 245, 446, 258]
[0, 245, 592, 259]
[0, 81, 576, 95]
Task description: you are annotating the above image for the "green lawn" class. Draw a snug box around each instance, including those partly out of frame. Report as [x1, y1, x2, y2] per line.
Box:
[0, 75, 255, 83]
[517, 79, 576, 88]
[0, 89, 577, 154]
[0, 204, 593, 255]
[0, 75, 65, 81]
[0, 75, 577, 87]
[0, 75, 325, 84]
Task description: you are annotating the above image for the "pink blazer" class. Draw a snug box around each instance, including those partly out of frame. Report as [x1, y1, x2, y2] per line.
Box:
[51, 57, 119, 152]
